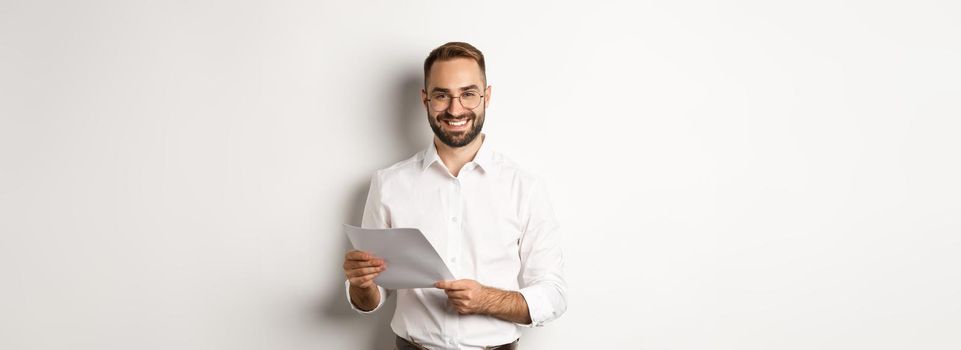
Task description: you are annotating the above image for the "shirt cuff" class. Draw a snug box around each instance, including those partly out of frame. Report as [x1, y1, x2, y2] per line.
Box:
[344, 279, 387, 314]
[517, 286, 552, 327]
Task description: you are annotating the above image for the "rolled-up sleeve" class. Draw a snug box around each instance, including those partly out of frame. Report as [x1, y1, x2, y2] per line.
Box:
[344, 171, 394, 314]
[516, 179, 568, 327]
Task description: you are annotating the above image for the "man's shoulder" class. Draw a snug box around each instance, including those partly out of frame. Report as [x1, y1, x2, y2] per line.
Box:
[488, 149, 540, 181]
[370, 150, 424, 181]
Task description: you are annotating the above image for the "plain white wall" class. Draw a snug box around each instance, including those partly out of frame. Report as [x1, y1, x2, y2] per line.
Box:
[2, 1, 959, 349]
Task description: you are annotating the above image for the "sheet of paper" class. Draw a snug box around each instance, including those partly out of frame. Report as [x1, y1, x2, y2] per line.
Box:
[344, 224, 454, 289]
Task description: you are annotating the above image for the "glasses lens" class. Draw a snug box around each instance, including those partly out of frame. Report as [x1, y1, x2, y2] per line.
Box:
[430, 95, 450, 111]
[460, 93, 481, 109]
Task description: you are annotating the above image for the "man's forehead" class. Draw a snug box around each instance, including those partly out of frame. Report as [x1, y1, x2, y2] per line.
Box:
[427, 58, 485, 90]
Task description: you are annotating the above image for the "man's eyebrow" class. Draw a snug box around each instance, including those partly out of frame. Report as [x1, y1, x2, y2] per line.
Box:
[429, 85, 481, 93]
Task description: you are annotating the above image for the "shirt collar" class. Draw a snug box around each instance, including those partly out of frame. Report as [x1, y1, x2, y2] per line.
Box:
[421, 133, 498, 176]
[421, 140, 442, 171]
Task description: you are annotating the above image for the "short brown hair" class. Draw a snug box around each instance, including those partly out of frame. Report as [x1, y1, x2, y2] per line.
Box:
[423, 41, 486, 88]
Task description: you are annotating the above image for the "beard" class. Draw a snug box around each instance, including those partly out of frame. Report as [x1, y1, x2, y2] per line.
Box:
[428, 109, 485, 148]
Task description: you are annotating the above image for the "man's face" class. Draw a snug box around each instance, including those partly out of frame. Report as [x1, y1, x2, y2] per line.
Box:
[422, 58, 491, 148]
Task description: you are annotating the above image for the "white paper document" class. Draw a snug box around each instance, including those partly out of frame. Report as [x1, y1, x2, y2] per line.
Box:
[344, 224, 454, 289]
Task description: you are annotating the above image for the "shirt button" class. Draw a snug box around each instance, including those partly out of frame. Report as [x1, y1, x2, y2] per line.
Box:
[451, 216, 458, 222]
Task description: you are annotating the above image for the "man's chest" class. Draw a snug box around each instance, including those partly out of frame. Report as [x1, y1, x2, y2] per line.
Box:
[380, 177, 526, 272]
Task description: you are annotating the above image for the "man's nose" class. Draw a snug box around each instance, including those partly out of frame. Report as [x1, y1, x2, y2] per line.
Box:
[446, 97, 467, 115]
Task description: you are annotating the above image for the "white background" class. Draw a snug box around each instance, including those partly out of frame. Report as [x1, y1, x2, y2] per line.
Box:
[2, 1, 959, 349]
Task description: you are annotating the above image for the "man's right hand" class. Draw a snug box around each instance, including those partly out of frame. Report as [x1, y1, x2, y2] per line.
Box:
[343, 249, 387, 289]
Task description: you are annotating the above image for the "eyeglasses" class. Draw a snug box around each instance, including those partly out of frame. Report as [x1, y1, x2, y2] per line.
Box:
[426, 90, 485, 111]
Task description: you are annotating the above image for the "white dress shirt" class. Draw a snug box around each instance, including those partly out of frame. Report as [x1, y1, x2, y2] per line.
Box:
[343, 134, 567, 349]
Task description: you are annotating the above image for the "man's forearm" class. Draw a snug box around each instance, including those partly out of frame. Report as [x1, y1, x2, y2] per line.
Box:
[481, 287, 532, 325]
[349, 284, 381, 311]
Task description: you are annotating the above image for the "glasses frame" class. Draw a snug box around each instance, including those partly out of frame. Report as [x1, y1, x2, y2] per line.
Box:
[425, 90, 486, 112]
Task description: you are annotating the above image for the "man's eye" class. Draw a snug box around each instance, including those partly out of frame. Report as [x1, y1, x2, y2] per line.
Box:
[463, 92, 478, 97]
[432, 95, 449, 100]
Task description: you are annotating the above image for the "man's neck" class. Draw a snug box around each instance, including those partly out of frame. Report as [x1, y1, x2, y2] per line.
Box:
[434, 133, 485, 178]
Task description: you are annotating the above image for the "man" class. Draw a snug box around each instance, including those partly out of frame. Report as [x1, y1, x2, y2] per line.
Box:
[343, 42, 567, 350]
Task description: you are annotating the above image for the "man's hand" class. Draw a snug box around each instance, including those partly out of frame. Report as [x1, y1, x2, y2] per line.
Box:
[435, 279, 533, 324]
[434, 279, 492, 315]
[344, 250, 387, 311]
[343, 250, 386, 289]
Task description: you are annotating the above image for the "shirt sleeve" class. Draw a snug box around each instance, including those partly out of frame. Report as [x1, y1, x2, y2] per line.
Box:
[344, 171, 394, 314]
[344, 279, 391, 313]
[515, 179, 568, 327]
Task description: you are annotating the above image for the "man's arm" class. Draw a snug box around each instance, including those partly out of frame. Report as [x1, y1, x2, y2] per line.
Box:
[514, 179, 568, 327]
[480, 286, 532, 325]
[348, 284, 381, 312]
[434, 280, 532, 325]
[343, 171, 392, 314]
[344, 249, 388, 311]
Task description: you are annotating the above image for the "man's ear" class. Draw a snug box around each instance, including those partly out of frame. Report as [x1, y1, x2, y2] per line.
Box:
[484, 85, 492, 108]
[421, 88, 428, 107]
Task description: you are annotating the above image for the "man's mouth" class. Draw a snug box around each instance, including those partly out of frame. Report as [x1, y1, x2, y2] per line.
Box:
[441, 117, 471, 130]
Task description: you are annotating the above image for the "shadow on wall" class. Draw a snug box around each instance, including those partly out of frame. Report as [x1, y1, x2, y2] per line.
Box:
[315, 70, 426, 350]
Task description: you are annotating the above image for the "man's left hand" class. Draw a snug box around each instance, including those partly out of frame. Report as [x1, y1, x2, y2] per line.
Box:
[434, 279, 493, 315]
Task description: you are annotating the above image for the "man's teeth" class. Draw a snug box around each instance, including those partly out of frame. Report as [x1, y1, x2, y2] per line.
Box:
[446, 120, 468, 126]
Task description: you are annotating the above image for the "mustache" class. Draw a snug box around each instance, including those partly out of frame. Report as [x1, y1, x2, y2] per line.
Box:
[438, 111, 475, 121]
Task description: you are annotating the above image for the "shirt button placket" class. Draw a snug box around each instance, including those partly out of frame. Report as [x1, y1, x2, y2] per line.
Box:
[448, 178, 462, 267]
[447, 177, 462, 344]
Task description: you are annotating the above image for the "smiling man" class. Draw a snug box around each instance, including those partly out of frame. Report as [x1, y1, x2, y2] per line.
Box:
[343, 42, 568, 350]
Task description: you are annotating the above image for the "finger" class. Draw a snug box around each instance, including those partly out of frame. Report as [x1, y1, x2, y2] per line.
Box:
[346, 250, 379, 261]
[349, 274, 377, 288]
[348, 276, 367, 287]
[445, 290, 468, 299]
[346, 266, 386, 278]
[440, 280, 470, 291]
[447, 298, 464, 308]
[435, 281, 460, 290]
[345, 250, 367, 260]
[345, 265, 385, 279]
[347, 272, 379, 285]
[352, 279, 374, 289]
[344, 259, 385, 270]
